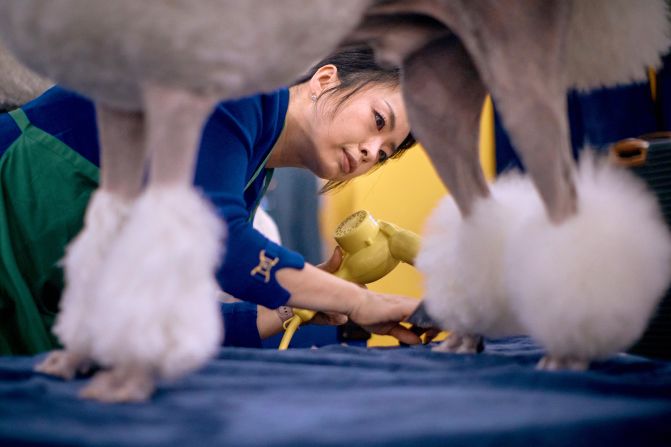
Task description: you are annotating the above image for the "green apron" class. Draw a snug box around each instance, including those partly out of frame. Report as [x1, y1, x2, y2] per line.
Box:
[0, 108, 98, 355]
[0, 107, 274, 355]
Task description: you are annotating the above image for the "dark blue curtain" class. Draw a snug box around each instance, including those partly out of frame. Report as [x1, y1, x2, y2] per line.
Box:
[493, 55, 670, 173]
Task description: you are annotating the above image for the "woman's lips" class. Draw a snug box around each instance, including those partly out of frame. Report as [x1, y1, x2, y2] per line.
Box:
[342, 149, 357, 175]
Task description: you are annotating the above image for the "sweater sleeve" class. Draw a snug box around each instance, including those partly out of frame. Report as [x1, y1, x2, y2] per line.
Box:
[194, 96, 305, 310]
[220, 301, 262, 348]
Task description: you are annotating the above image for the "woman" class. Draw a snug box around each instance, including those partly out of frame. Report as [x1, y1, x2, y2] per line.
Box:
[0, 46, 421, 355]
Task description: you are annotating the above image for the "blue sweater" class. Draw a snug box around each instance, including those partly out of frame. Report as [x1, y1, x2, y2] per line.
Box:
[0, 86, 307, 348]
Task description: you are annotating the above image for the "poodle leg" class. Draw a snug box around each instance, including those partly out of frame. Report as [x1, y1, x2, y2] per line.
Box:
[79, 365, 155, 403]
[344, 5, 449, 71]
[89, 85, 223, 396]
[143, 84, 217, 187]
[433, 333, 484, 354]
[537, 356, 589, 372]
[41, 106, 144, 378]
[401, 35, 489, 217]
[444, 0, 577, 224]
[97, 106, 147, 200]
[505, 155, 671, 366]
[35, 350, 92, 380]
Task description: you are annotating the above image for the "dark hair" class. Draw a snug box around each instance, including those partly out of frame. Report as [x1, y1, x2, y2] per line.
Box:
[294, 45, 416, 194]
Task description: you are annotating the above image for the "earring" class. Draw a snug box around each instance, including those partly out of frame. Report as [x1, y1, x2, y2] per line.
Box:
[311, 94, 317, 102]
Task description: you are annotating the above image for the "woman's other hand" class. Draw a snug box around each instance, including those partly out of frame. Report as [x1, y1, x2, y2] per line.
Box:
[312, 246, 350, 325]
[319, 246, 421, 344]
[316, 246, 344, 274]
[279, 259, 421, 345]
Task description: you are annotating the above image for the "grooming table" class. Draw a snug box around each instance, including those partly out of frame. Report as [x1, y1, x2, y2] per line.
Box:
[1, 337, 670, 446]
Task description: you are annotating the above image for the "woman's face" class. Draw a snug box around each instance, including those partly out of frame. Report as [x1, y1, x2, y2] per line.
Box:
[306, 84, 411, 181]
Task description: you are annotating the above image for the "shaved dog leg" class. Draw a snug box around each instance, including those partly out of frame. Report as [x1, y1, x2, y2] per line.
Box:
[402, 36, 489, 217]
[443, 0, 577, 223]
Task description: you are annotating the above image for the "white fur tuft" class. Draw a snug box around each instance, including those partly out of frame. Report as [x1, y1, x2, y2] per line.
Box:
[55, 190, 132, 354]
[566, 0, 671, 90]
[88, 186, 225, 380]
[506, 152, 671, 360]
[416, 173, 539, 337]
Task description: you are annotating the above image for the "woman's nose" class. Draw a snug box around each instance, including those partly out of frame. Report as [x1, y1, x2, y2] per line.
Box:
[360, 139, 383, 161]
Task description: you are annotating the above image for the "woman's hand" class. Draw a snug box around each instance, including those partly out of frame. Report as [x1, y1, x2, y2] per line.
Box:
[279, 249, 422, 345]
[308, 312, 348, 326]
[348, 290, 422, 345]
[257, 304, 346, 339]
[316, 246, 345, 273]
[319, 246, 421, 344]
[317, 246, 421, 344]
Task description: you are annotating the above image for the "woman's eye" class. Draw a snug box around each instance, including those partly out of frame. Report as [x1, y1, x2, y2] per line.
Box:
[374, 111, 386, 130]
[378, 150, 389, 163]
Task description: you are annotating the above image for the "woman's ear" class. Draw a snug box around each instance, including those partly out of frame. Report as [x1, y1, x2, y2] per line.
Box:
[308, 64, 339, 98]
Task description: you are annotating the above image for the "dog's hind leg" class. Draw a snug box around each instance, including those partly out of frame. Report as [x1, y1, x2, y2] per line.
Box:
[37, 106, 144, 379]
[400, 35, 510, 346]
[348, 6, 489, 216]
[449, 1, 671, 369]
[537, 355, 588, 372]
[446, 0, 578, 223]
[433, 333, 484, 354]
[401, 35, 489, 217]
[353, 5, 521, 345]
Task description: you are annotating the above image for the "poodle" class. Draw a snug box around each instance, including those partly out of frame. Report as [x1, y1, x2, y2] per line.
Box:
[0, 0, 369, 402]
[360, 0, 671, 369]
[1, 1, 670, 402]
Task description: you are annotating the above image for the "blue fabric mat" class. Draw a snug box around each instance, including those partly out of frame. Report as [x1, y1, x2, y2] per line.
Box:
[1, 337, 670, 446]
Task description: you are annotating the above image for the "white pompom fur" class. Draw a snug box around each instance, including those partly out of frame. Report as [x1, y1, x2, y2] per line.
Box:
[55, 190, 132, 355]
[417, 172, 540, 338]
[506, 151, 671, 361]
[88, 186, 225, 379]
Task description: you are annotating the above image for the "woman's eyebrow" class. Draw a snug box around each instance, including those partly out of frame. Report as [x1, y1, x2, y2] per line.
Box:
[383, 99, 396, 131]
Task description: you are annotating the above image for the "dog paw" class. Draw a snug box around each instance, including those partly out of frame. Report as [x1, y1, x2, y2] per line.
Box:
[536, 355, 589, 371]
[34, 350, 90, 380]
[432, 333, 484, 354]
[79, 367, 155, 403]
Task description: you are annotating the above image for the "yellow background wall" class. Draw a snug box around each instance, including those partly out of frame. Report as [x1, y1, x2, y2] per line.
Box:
[320, 97, 496, 346]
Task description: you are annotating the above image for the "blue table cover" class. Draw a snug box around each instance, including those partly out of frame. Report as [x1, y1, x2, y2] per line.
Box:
[1, 337, 670, 446]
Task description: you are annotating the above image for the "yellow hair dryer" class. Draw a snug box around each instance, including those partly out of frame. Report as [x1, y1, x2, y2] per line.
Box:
[278, 210, 421, 350]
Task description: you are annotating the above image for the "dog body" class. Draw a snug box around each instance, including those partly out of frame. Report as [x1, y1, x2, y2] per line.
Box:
[382, 0, 671, 367]
[1, 0, 670, 399]
[0, 0, 370, 402]
[0, 0, 369, 110]
[0, 40, 51, 111]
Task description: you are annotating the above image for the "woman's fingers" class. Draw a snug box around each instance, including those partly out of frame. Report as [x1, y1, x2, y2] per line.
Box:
[349, 291, 418, 327]
[310, 311, 348, 326]
[316, 246, 344, 274]
[388, 324, 422, 345]
[421, 328, 442, 344]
